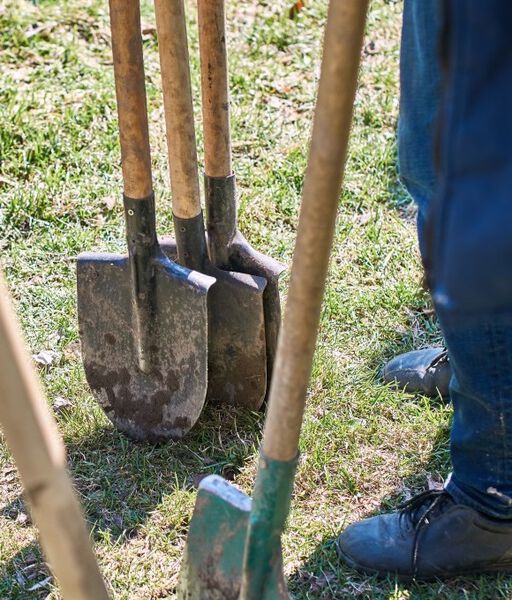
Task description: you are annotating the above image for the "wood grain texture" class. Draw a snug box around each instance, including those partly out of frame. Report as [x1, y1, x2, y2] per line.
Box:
[109, 0, 152, 199]
[154, 0, 202, 218]
[262, 0, 369, 461]
[0, 274, 109, 599]
[197, 0, 232, 177]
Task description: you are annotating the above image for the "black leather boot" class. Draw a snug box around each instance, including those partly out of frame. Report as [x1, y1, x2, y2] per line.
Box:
[382, 347, 451, 398]
[337, 490, 512, 580]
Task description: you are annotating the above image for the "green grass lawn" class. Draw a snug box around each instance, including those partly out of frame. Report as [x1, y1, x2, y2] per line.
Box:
[0, 0, 510, 598]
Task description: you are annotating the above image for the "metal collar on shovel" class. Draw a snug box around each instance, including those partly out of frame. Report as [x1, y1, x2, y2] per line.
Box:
[197, 0, 286, 390]
[154, 0, 268, 410]
[77, 0, 215, 441]
[177, 1, 369, 597]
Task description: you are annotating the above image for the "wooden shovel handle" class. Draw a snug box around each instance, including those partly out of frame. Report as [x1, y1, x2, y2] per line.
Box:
[262, 0, 369, 461]
[0, 275, 109, 599]
[197, 0, 232, 177]
[154, 0, 202, 219]
[109, 0, 152, 199]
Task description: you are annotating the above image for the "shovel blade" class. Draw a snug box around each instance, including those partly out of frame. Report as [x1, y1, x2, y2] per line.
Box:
[160, 238, 268, 410]
[225, 234, 285, 390]
[177, 475, 288, 600]
[77, 252, 214, 441]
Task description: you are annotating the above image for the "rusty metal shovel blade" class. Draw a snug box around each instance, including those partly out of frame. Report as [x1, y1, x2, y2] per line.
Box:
[205, 174, 285, 388]
[159, 237, 268, 410]
[77, 251, 214, 441]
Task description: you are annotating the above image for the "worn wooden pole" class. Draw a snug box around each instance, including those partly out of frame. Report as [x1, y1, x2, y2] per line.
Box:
[263, 0, 369, 461]
[0, 274, 109, 599]
[197, 0, 232, 178]
[153, 0, 202, 220]
[241, 1, 369, 597]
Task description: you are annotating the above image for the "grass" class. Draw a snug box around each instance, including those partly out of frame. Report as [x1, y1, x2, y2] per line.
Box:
[0, 0, 509, 598]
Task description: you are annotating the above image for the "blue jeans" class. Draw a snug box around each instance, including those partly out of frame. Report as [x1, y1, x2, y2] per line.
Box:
[399, 1, 512, 518]
[398, 0, 442, 257]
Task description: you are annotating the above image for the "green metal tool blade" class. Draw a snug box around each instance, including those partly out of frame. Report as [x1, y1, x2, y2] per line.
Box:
[177, 475, 288, 599]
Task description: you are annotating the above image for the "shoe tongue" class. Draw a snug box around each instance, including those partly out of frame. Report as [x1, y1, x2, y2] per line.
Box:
[407, 490, 454, 526]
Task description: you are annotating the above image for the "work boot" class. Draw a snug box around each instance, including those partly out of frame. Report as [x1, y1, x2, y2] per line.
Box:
[336, 489, 512, 580]
[382, 347, 451, 398]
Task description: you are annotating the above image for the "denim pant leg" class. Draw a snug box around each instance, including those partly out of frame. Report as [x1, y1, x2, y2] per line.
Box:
[428, 1, 512, 519]
[398, 0, 442, 257]
[437, 312, 512, 518]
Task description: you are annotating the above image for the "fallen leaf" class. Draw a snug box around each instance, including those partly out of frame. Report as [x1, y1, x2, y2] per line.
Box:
[94, 214, 106, 227]
[110, 513, 124, 529]
[32, 350, 59, 367]
[268, 96, 282, 109]
[22, 552, 37, 566]
[25, 22, 57, 39]
[28, 275, 44, 286]
[102, 195, 117, 210]
[16, 511, 31, 526]
[53, 396, 72, 413]
[355, 211, 372, 226]
[27, 576, 52, 592]
[63, 341, 81, 361]
[46, 330, 62, 345]
[289, 0, 305, 19]
[221, 465, 236, 481]
[141, 23, 157, 40]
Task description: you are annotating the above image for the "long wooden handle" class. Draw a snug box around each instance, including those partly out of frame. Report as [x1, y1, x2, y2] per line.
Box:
[0, 275, 109, 599]
[154, 0, 202, 219]
[262, 0, 369, 461]
[110, 0, 153, 199]
[197, 0, 232, 177]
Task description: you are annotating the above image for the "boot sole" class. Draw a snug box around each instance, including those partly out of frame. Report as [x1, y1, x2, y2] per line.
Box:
[336, 539, 512, 582]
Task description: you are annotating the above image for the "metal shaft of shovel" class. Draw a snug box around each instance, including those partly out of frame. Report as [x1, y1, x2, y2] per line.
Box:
[77, 0, 214, 441]
[154, 0, 268, 410]
[110, 0, 155, 375]
[177, 1, 369, 597]
[197, 0, 285, 391]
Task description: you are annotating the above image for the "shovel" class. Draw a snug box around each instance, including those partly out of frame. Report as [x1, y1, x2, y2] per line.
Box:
[177, 0, 369, 596]
[77, 0, 215, 441]
[0, 274, 109, 599]
[197, 0, 286, 388]
[155, 0, 268, 410]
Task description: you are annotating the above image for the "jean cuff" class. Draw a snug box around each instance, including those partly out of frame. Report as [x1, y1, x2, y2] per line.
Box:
[445, 473, 512, 520]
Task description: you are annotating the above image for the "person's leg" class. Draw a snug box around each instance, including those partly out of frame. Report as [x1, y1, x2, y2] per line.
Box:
[338, 0, 512, 579]
[382, 0, 451, 398]
[397, 0, 441, 256]
[429, 0, 512, 516]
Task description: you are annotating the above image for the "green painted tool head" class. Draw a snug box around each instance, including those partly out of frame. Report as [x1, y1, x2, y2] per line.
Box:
[177, 475, 288, 599]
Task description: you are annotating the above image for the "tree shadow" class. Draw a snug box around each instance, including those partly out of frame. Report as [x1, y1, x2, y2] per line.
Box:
[0, 402, 263, 597]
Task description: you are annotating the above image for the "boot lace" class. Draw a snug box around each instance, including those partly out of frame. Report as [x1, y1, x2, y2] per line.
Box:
[428, 348, 449, 371]
[398, 489, 453, 577]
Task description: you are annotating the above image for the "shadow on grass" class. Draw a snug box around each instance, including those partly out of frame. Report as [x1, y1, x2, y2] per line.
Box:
[288, 422, 512, 599]
[70, 403, 262, 537]
[0, 402, 263, 597]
